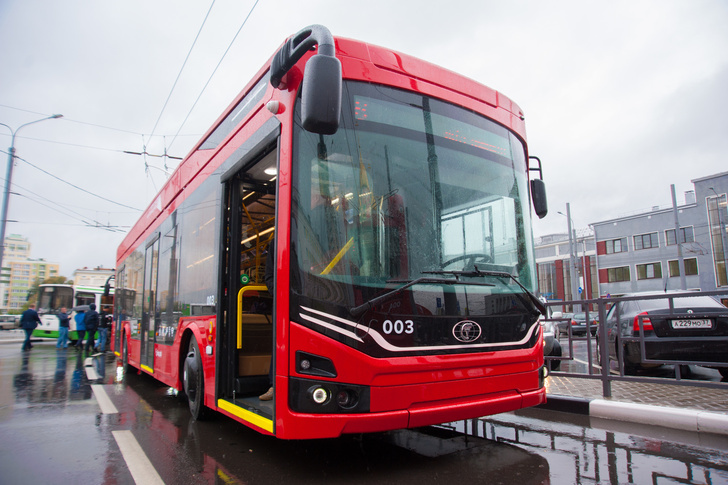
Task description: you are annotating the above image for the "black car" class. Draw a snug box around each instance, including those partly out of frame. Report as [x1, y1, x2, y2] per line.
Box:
[567, 311, 598, 336]
[600, 291, 728, 376]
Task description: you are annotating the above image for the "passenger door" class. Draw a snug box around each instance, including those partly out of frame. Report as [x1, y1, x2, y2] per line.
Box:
[140, 236, 160, 371]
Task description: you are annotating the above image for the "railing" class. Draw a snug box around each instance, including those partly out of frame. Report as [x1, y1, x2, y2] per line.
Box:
[543, 290, 728, 398]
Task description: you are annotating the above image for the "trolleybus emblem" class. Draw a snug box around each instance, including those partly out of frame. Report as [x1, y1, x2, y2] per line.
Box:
[452, 320, 482, 343]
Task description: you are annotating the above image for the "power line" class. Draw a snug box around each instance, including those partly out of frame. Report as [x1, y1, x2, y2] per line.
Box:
[14, 192, 125, 232]
[0, 103, 195, 139]
[149, 0, 217, 142]
[169, 0, 260, 152]
[16, 155, 142, 211]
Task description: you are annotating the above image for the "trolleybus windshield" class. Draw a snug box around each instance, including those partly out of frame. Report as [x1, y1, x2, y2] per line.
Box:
[292, 82, 539, 347]
[38, 285, 73, 314]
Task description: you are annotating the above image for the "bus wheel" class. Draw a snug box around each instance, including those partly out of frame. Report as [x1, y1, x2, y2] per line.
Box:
[184, 338, 206, 420]
[121, 336, 130, 374]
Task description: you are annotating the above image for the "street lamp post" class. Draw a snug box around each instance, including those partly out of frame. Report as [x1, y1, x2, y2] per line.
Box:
[0, 114, 63, 277]
[709, 187, 728, 286]
[558, 204, 581, 312]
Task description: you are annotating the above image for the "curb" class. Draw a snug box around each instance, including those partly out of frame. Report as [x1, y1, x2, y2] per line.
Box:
[542, 394, 728, 436]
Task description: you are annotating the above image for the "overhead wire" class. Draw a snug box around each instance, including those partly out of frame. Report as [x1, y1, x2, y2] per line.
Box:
[148, 0, 217, 142]
[168, 0, 260, 152]
[15, 155, 142, 211]
[8, 177, 128, 232]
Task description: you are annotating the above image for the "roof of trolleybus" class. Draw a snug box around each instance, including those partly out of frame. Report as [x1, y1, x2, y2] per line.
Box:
[117, 35, 528, 261]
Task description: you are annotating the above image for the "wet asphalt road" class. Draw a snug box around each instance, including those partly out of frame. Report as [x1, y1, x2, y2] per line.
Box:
[1, 331, 727, 484]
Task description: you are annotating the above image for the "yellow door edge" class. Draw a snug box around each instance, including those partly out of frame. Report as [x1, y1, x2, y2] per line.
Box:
[217, 399, 274, 434]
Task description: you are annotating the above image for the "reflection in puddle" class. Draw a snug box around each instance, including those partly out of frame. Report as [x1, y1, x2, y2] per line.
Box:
[440, 413, 728, 484]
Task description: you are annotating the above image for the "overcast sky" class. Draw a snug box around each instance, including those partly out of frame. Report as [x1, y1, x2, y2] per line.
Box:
[1, 1, 727, 278]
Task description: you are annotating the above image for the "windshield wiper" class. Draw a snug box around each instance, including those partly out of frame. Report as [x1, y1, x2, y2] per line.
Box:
[425, 268, 546, 314]
[349, 276, 495, 318]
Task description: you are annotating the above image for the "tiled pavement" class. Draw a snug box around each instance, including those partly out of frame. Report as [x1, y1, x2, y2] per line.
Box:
[546, 375, 728, 415]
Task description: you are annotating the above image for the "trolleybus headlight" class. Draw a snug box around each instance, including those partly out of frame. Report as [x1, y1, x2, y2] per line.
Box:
[336, 389, 358, 409]
[309, 386, 329, 405]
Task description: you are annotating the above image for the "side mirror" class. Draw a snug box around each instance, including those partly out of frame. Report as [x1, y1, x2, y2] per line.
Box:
[270, 25, 342, 135]
[530, 178, 548, 219]
[301, 53, 342, 134]
[551, 311, 563, 319]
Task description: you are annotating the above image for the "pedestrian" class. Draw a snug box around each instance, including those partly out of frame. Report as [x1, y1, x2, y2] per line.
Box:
[84, 303, 99, 353]
[97, 305, 110, 352]
[56, 307, 70, 349]
[20, 304, 41, 351]
[20, 303, 40, 350]
[74, 309, 86, 350]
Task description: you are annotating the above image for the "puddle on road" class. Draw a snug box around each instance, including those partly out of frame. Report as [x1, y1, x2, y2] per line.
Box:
[439, 410, 728, 485]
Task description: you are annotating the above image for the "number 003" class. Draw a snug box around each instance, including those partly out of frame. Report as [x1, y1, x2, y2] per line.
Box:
[382, 319, 414, 335]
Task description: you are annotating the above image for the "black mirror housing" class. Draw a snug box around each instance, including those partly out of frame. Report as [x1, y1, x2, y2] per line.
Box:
[301, 54, 342, 134]
[531, 178, 548, 219]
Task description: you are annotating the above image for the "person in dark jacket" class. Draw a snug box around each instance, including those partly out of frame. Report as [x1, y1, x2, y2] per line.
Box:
[56, 307, 70, 349]
[96, 305, 111, 352]
[84, 303, 100, 353]
[20, 304, 41, 351]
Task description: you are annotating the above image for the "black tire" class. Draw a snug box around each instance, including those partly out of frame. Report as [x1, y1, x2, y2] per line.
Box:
[184, 338, 206, 420]
[549, 340, 562, 371]
[121, 335, 133, 374]
[595, 337, 601, 366]
[621, 343, 639, 375]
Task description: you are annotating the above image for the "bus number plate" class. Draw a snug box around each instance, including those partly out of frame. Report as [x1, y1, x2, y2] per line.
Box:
[670, 319, 712, 329]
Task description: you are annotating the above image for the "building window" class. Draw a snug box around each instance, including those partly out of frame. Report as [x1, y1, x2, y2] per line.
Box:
[535, 246, 557, 259]
[668, 258, 698, 277]
[607, 266, 630, 283]
[606, 237, 628, 254]
[634, 232, 659, 250]
[636, 262, 662, 280]
[665, 226, 694, 246]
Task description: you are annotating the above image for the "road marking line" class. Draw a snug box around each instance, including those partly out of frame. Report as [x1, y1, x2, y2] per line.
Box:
[86, 366, 99, 380]
[112, 430, 165, 485]
[91, 384, 118, 414]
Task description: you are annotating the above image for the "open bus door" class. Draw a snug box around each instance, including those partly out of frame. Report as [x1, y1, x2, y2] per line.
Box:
[217, 136, 278, 431]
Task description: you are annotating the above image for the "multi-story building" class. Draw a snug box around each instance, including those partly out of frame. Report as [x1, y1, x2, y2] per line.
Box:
[535, 231, 597, 310]
[592, 172, 728, 297]
[73, 266, 115, 288]
[0, 235, 60, 312]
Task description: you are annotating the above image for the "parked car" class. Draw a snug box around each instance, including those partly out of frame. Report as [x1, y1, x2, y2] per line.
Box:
[599, 291, 728, 376]
[568, 311, 598, 336]
[539, 299, 562, 370]
[0, 314, 20, 330]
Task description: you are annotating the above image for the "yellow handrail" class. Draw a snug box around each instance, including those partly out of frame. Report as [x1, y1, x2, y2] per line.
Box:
[237, 285, 268, 349]
[320, 237, 354, 275]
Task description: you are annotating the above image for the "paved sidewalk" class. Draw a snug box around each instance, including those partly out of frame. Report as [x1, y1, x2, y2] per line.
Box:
[544, 374, 728, 435]
[546, 375, 728, 415]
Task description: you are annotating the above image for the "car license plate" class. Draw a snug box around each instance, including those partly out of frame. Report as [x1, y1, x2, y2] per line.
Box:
[670, 319, 712, 329]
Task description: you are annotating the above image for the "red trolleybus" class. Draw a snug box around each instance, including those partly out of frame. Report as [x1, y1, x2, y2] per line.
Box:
[113, 25, 550, 439]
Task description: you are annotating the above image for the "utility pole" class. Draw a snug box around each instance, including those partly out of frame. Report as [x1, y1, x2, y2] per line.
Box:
[709, 187, 728, 286]
[566, 203, 580, 312]
[0, 115, 63, 276]
[671, 184, 687, 290]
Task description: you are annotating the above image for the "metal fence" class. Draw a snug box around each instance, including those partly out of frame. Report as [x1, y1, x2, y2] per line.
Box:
[542, 289, 728, 398]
